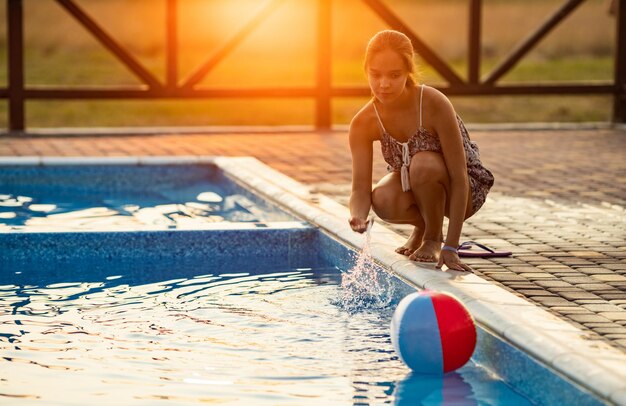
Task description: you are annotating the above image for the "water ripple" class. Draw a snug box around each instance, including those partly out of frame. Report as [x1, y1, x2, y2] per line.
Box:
[0, 264, 533, 405]
[1, 268, 407, 403]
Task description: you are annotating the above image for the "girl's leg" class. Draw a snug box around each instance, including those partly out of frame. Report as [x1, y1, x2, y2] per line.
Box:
[407, 152, 472, 262]
[371, 172, 424, 255]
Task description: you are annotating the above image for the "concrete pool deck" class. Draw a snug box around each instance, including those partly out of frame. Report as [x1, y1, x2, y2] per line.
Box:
[1, 125, 625, 400]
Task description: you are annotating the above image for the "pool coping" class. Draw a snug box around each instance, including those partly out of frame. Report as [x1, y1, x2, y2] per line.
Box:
[3, 155, 626, 404]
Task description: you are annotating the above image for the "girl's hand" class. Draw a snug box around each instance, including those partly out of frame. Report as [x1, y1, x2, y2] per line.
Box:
[349, 216, 369, 233]
[436, 249, 474, 272]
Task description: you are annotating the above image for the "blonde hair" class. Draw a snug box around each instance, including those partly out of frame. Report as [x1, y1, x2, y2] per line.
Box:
[364, 30, 417, 88]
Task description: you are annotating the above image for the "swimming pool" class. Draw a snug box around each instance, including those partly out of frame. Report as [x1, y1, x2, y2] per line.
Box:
[0, 157, 614, 405]
[2, 230, 536, 405]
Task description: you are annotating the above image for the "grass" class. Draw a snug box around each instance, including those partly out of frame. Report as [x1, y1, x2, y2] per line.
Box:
[0, 0, 617, 128]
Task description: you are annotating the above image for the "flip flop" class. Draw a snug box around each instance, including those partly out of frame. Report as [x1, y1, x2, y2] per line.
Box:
[457, 241, 512, 258]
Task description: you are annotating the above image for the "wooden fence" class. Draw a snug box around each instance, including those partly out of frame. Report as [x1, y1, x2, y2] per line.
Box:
[4, 0, 625, 131]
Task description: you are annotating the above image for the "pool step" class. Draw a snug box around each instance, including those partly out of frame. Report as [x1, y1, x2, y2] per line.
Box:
[1, 226, 322, 277]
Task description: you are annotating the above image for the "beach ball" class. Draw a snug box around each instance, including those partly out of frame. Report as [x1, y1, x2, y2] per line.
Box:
[390, 291, 476, 374]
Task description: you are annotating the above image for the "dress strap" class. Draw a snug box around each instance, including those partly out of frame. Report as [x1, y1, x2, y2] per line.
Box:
[419, 84, 425, 128]
[371, 101, 387, 134]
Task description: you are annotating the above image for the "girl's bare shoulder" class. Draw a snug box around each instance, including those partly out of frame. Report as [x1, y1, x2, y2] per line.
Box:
[421, 85, 456, 121]
[349, 101, 380, 142]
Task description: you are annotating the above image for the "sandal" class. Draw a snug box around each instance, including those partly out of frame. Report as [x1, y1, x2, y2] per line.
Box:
[457, 241, 512, 258]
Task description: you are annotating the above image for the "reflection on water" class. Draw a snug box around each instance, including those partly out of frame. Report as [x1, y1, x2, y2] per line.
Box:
[0, 266, 533, 405]
[0, 191, 269, 231]
[393, 372, 476, 405]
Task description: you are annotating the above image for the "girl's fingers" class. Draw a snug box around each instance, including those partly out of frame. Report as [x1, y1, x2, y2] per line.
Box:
[348, 217, 368, 233]
[439, 253, 473, 273]
[453, 261, 473, 273]
[437, 255, 444, 268]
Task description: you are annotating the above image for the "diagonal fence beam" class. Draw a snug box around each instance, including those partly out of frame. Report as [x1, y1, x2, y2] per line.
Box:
[361, 0, 465, 86]
[181, 0, 286, 90]
[55, 0, 162, 89]
[483, 0, 585, 85]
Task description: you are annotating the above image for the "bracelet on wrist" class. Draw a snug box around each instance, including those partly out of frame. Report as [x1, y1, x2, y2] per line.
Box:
[441, 245, 458, 254]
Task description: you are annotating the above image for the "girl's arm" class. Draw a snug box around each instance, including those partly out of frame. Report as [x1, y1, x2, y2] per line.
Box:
[348, 113, 374, 233]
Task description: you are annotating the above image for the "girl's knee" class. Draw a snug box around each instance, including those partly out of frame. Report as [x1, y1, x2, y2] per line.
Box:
[409, 152, 447, 184]
[373, 185, 413, 222]
[371, 186, 395, 220]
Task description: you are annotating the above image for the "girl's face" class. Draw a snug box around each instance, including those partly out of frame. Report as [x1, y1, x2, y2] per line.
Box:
[367, 49, 409, 104]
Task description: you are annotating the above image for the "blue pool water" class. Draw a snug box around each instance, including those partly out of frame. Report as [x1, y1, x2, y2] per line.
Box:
[1, 257, 533, 405]
[0, 162, 601, 405]
[0, 165, 294, 231]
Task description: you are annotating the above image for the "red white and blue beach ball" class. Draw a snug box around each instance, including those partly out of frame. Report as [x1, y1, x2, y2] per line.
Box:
[390, 291, 476, 374]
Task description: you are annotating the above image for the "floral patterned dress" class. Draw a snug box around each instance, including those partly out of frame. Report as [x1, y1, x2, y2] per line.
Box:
[374, 85, 495, 212]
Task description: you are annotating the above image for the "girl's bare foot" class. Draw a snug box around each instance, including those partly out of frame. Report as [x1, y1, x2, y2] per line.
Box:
[395, 226, 424, 256]
[409, 239, 442, 262]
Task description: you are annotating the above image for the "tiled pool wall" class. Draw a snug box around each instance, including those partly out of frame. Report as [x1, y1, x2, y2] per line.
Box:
[1, 226, 319, 276]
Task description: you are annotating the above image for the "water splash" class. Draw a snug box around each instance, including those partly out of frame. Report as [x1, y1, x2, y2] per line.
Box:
[338, 220, 396, 314]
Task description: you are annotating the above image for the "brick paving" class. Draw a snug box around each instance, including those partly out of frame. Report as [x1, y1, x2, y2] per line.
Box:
[1, 127, 625, 351]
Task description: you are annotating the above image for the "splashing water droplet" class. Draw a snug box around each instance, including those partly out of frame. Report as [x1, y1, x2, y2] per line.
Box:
[337, 222, 395, 314]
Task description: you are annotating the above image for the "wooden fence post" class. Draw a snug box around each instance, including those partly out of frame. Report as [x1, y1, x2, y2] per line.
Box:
[316, 0, 332, 130]
[8, 0, 25, 132]
[166, 0, 178, 90]
[614, 0, 626, 123]
[468, 0, 482, 84]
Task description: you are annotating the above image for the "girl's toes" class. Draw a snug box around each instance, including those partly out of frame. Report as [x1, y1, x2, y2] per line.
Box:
[410, 252, 436, 262]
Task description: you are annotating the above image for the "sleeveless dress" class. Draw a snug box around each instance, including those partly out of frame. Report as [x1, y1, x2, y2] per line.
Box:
[373, 85, 495, 212]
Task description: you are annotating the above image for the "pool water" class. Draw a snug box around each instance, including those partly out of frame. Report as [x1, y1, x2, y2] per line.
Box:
[0, 162, 555, 404]
[1, 263, 533, 405]
[0, 165, 294, 231]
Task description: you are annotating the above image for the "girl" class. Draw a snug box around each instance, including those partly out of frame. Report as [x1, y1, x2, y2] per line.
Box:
[348, 30, 494, 272]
